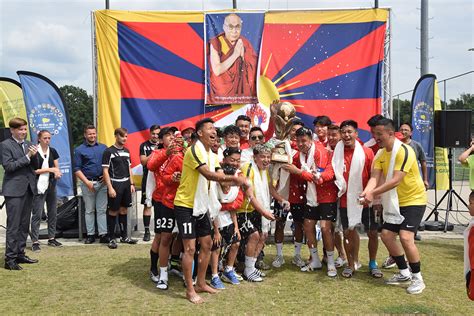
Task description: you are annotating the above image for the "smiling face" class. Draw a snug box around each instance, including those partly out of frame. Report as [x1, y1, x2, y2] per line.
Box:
[296, 134, 313, 154]
[197, 122, 217, 148]
[224, 132, 240, 148]
[223, 14, 242, 44]
[84, 128, 97, 144]
[150, 128, 160, 144]
[249, 130, 264, 148]
[236, 119, 250, 139]
[373, 125, 394, 149]
[254, 151, 271, 170]
[314, 123, 328, 141]
[11, 125, 28, 141]
[289, 124, 304, 141]
[327, 129, 341, 149]
[399, 124, 412, 141]
[341, 125, 357, 149]
[223, 153, 241, 169]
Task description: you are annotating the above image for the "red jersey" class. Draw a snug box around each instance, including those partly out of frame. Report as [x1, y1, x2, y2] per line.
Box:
[161, 153, 184, 209]
[147, 148, 168, 203]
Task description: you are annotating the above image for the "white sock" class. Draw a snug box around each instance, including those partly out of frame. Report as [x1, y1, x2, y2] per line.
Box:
[294, 242, 302, 256]
[160, 267, 168, 281]
[276, 243, 283, 257]
[225, 265, 233, 272]
[212, 273, 219, 279]
[309, 247, 320, 265]
[327, 251, 335, 267]
[244, 256, 255, 275]
[400, 268, 411, 277]
[412, 272, 423, 281]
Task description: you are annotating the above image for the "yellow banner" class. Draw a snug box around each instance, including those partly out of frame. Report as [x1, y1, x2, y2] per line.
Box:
[0, 78, 28, 127]
[434, 81, 449, 190]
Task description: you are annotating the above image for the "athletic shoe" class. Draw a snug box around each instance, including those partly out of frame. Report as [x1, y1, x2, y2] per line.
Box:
[47, 239, 62, 247]
[156, 279, 168, 290]
[235, 273, 244, 281]
[143, 231, 151, 242]
[32, 243, 41, 252]
[334, 257, 347, 268]
[120, 237, 138, 244]
[385, 273, 412, 285]
[99, 235, 110, 244]
[327, 265, 337, 277]
[272, 255, 285, 268]
[210, 276, 226, 289]
[355, 262, 362, 271]
[256, 260, 270, 271]
[108, 239, 118, 249]
[169, 265, 183, 278]
[291, 255, 306, 268]
[254, 268, 266, 278]
[243, 269, 263, 282]
[382, 256, 397, 269]
[222, 269, 240, 285]
[300, 262, 322, 272]
[406, 277, 426, 294]
[414, 233, 422, 241]
[150, 271, 159, 283]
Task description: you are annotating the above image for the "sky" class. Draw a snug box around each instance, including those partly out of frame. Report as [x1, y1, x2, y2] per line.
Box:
[0, 0, 472, 103]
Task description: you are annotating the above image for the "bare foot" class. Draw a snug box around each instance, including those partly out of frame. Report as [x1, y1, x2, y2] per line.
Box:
[195, 283, 217, 294]
[186, 292, 204, 304]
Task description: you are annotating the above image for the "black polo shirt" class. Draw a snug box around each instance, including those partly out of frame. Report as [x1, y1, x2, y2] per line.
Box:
[139, 140, 158, 190]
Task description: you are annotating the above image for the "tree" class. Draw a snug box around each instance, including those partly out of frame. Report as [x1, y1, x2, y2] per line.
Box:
[60, 85, 93, 147]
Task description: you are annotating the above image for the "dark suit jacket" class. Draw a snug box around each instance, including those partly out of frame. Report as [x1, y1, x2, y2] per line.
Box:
[0, 138, 37, 197]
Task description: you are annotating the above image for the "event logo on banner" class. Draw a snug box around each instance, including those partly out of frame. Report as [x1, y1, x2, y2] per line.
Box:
[17, 71, 74, 197]
[411, 74, 449, 190]
[205, 12, 264, 105]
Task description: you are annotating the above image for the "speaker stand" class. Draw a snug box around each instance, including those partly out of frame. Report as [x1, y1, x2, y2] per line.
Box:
[424, 148, 469, 232]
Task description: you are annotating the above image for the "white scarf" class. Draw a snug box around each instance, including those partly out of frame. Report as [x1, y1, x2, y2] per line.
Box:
[375, 138, 404, 224]
[216, 185, 239, 229]
[271, 139, 294, 200]
[332, 140, 365, 228]
[37, 146, 50, 194]
[464, 218, 474, 280]
[193, 140, 221, 219]
[145, 168, 156, 207]
[299, 142, 318, 207]
[251, 160, 272, 232]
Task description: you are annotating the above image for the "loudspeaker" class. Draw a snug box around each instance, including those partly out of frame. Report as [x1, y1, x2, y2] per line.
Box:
[434, 110, 472, 148]
[0, 128, 11, 142]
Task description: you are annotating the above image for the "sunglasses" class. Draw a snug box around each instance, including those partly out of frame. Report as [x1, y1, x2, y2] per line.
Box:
[250, 135, 264, 141]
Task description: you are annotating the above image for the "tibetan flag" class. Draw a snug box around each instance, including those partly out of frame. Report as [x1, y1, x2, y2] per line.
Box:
[18, 71, 75, 197]
[411, 74, 449, 190]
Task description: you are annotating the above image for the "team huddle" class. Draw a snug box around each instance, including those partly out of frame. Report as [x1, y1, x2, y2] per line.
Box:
[94, 104, 428, 304]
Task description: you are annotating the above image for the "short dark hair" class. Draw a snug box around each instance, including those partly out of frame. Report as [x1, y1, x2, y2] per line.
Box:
[367, 114, 385, 127]
[292, 119, 305, 128]
[399, 122, 413, 131]
[235, 115, 251, 124]
[223, 146, 241, 158]
[114, 127, 128, 137]
[340, 120, 358, 130]
[37, 130, 51, 142]
[328, 124, 340, 132]
[8, 117, 27, 129]
[216, 127, 224, 139]
[375, 118, 395, 131]
[149, 124, 161, 133]
[249, 126, 263, 135]
[295, 126, 313, 138]
[195, 118, 214, 132]
[158, 126, 178, 139]
[313, 115, 331, 127]
[84, 124, 96, 133]
[223, 125, 241, 137]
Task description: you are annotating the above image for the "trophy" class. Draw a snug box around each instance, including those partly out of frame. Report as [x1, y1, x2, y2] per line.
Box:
[268, 101, 298, 163]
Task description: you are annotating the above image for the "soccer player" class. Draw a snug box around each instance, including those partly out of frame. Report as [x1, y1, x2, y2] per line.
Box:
[240, 127, 266, 165]
[102, 128, 138, 249]
[313, 115, 332, 147]
[361, 118, 427, 294]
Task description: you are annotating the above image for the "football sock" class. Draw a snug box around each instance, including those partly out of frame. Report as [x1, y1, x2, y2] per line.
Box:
[409, 261, 421, 274]
[393, 255, 408, 270]
[294, 242, 302, 256]
[150, 249, 159, 274]
[327, 251, 335, 267]
[107, 213, 117, 239]
[143, 215, 151, 232]
[119, 214, 127, 238]
[310, 248, 319, 266]
[276, 243, 283, 257]
[160, 267, 168, 281]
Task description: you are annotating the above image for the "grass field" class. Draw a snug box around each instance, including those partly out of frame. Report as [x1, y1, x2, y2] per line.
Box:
[0, 239, 471, 314]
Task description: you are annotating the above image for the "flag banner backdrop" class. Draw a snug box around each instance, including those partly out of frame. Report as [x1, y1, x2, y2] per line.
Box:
[95, 9, 388, 178]
[18, 71, 75, 197]
[411, 74, 449, 190]
[0, 77, 28, 129]
[205, 12, 264, 105]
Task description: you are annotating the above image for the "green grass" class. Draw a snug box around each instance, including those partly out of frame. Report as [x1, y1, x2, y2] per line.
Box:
[0, 239, 471, 314]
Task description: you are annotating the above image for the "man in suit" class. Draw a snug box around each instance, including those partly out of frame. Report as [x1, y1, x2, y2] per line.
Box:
[1, 117, 39, 270]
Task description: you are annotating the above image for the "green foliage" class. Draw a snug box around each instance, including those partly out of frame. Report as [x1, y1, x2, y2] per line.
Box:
[60, 85, 93, 147]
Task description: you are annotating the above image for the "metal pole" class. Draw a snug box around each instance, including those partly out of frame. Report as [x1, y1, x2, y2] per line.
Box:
[420, 0, 429, 75]
[106, 0, 109, 9]
[397, 97, 400, 127]
[233, 0, 237, 9]
[375, 0, 379, 8]
[443, 80, 447, 108]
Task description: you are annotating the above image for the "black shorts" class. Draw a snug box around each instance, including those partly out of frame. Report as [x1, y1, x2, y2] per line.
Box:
[361, 207, 379, 232]
[211, 223, 239, 251]
[237, 211, 261, 240]
[153, 201, 162, 234]
[156, 204, 176, 234]
[108, 180, 132, 211]
[174, 205, 211, 239]
[141, 191, 147, 205]
[304, 203, 337, 222]
[274, 201, 305, 223]
[382, 205, 426, 233]
[340, 207, 371, 230]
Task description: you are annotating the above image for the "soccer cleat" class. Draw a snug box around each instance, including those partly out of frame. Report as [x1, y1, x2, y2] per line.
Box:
[243, 269, 263, 282]
[406, 277, 426, 294]
[292, 255, 306, 268]
[210, 276, 226, 289]
[327, 265, 337, 278]
[385, 273, 412, 285]
[221, 269, 240, 285]
[47, 239, 63, 247]
[150, 271, 159, 283]
[108, 239, 118, 249]
[120, 237, 138, 244]
[334, 257, 347, 268]
[272, 255, 285, 268]
[156, 279, 168, 290]
[31, 243, 41, 252]
[382, 256, 397, 269]
[300, 262, 323, 272]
